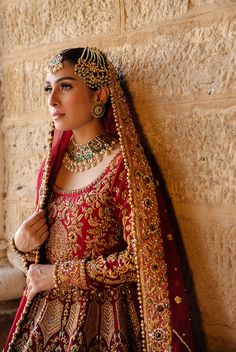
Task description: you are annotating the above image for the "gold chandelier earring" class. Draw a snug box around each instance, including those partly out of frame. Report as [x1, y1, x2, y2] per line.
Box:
[91, 101, 105, 119]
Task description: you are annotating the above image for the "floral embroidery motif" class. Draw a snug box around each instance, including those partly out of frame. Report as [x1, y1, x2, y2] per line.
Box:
[46, 152, 125, 264]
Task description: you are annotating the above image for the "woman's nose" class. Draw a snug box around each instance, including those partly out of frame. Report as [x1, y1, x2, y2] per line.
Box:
[48, 89, 59, 107]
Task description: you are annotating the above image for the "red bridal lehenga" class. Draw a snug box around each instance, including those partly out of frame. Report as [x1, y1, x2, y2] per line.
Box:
[6, 151, 142, 351]
[5, 48, 196, 352]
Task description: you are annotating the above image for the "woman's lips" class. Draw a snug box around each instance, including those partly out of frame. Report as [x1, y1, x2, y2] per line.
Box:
[52, 113, 65, 120]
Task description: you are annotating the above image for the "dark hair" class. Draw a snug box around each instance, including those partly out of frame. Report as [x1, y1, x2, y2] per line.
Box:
[60, 47, 108, 70]
[60, 48, 85, 65]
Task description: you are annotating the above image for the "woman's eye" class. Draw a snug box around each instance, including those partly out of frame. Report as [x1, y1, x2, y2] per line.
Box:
[44, 86, 52, 94]
[61, 83, 72, 90]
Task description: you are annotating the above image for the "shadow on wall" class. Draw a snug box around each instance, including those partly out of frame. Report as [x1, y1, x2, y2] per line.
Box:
[121, 78, 208, 352]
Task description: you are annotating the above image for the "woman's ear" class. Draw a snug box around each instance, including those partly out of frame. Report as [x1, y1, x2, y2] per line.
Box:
[96, 87, 110, 104]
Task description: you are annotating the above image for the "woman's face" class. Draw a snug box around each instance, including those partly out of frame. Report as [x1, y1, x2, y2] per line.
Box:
[45, 60, 96, 131]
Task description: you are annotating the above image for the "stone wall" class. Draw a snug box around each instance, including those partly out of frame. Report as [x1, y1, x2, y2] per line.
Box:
[1, 0, 236, 351]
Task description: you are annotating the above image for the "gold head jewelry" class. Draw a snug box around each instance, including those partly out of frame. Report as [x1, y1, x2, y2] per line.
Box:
[47, 53, 63, 73]
[46, 47, 109, 89]
[74, 47, 109, 89]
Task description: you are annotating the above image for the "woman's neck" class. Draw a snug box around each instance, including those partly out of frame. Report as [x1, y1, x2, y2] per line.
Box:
[72, 119, 106, 144]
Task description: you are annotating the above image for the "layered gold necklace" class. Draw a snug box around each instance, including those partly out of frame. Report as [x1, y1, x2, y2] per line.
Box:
[63, 133, 117, 173]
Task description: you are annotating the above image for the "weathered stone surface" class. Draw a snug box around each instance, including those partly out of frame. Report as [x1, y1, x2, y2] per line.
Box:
[4, 201, 33, 242]
[120, 18, 236, 103]
[7, 249, 24, 272]
[124, 0, 235, 30]
[0, 262, 25, 300]
[0, 240, 8, 260]
[138, 104, 236, 206]
[4, 122, 48, 201]
[206, 334, 236, 352]
[1, 0, 119, 54]
[2, 60, 49, 119]
[124, 0, 189, 29]
[189, 0, 234, 7]
[177, 211, 236, 350]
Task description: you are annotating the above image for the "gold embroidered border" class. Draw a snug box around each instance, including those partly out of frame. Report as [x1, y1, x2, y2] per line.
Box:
[108, 61, 172, 351]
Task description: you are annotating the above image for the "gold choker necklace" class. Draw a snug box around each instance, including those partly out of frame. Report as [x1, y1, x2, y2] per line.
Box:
[63, 133, 117, 173]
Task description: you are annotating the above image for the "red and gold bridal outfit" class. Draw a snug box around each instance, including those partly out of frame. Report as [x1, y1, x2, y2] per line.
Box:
[5, 48, 196, 352]
[8, 151, 142, 351]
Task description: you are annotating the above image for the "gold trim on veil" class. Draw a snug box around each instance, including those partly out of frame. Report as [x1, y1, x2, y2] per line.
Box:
[107, 61, 172, 351]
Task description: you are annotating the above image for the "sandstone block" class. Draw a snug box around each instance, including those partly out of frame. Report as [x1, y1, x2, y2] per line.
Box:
[7, 250, 24, 272]
[0, 264, 25, 300]
[124, 0, 189, 30]
[2, 60, 49, 119]
[124, 0, 235, 30]
[4, 122, 48, 201]
[136, 104, 236, 206]
[120, 16, 236, 103]
[189, 0, 234, 7]
[177, 212, 236, 350]
[1, 0, 119, 55]
[4, 201, 33, 241]
[0, 240, 8, 260]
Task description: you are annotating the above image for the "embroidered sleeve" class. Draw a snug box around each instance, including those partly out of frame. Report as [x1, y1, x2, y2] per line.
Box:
[85, 244, 136, 286]
[54, 157, 137, 290]
[54, 245, 136, 290]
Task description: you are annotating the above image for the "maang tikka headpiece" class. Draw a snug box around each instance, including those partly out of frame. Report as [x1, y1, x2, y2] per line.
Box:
[47, 53, 64, 73]
[47, 47, 109, 89]
[74, 47, 109, 89]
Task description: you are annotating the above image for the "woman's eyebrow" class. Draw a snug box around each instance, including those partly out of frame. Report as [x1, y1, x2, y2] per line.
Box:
[45, 76, 77, 84]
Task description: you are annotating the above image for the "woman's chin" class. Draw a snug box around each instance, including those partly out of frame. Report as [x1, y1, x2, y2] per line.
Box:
[53, 120, 70, 132]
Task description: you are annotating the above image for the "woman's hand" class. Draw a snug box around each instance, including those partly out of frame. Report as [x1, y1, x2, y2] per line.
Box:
[26, 264, 55, 302]
[14, 209, 49, 253]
